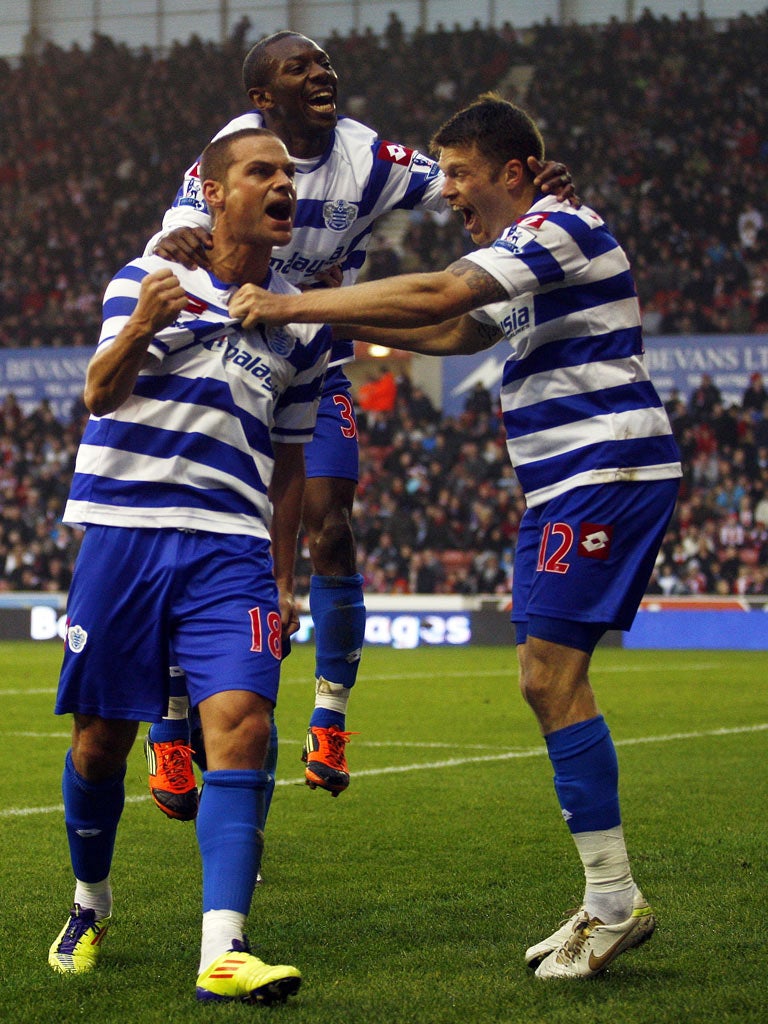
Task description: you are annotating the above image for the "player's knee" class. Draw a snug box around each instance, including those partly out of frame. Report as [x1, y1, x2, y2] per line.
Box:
[519, 664, 548, 712]
[72, 716, 134, 780]
[205, 707, 272, 770]
[310, 509, 356, 575]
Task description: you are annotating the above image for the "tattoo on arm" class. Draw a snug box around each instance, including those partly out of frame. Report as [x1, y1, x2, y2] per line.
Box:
[475, 319, 502, 345]
[448, 258, 508, 305]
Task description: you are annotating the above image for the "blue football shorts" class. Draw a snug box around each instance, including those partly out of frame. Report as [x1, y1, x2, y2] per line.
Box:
[304, 365, 359, 482]
[512, 478, 680, 652]
[56, 526, 284, 721]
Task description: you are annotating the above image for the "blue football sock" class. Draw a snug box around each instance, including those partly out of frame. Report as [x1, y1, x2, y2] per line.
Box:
[62, 749, 125, 883]
[148, 667, 190, 744]
[148, 717, 190, 744]
[196, 769, 267, 915]
[309, 573, 365, 730]
[309, 707, 346, 729]
[309, 573, 365, 689]
[545, 715, 621, 834]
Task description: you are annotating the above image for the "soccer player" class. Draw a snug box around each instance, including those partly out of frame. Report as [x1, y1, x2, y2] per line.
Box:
[226, 94, 683, 980]
[144, 30, 576, 807]
[48, 128, 331, 1004]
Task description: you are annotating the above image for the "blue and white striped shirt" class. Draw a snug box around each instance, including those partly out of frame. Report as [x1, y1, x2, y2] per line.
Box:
[64, 255, 332, 537]
[467, 195, 681, 507]
[147, 115, 445, 366]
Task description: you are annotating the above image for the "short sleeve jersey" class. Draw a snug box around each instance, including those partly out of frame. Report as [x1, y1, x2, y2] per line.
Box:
[152, 114, 445, 366]
[465, 195, 682, 507]
[64, 255, 332, 538]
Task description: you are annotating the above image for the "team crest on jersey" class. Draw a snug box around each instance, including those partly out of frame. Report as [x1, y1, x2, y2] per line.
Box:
[578, 523, 614, 560]
[66, 623, 88, 653]
[266, 326, 297, 357]
[378, 141, 413, 165]
[323, 199, 358, 231]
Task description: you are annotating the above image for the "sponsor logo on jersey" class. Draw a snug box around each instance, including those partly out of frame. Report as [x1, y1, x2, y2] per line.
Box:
[203, 335, 275, 391]
[66, 623, 88, 653]
[322, 199, 358, 231]
[378, 141, 413, 165]
[578, 523, 614, 560]
[499, 302, 531, 341]
[270, 246, 346, 279]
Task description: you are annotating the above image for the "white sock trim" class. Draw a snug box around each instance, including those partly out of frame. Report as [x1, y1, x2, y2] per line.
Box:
[199, 909, 247, 974]
[74, 877, 112, 920]
[314, 677, 351, 715]
[165, 695, 190, 720]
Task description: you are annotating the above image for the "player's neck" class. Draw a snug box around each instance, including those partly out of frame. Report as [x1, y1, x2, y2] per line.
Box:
[208, 240, 272, 288]
[262, 113, 331, 160]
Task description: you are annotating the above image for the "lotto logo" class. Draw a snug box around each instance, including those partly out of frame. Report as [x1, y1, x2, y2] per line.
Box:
[578, 523, 613, 560]
[378, 141, 413, 165]
[185, 295, 208, 314]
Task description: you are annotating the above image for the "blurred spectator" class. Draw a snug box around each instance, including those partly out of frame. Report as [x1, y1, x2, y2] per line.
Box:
[358, 365, 398, 414]
[464, 381, 494, 416]
[689, 373, 722, 422]
[742, 372, 768, 416]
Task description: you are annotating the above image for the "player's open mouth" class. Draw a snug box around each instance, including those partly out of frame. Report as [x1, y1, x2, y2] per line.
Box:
[454, 204, 479, 233]
[306, 90, 336, 114]
[266, 199, 293, 223]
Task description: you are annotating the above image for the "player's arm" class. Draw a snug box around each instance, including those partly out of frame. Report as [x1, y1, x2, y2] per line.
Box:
[335, 310, 502, 357]
[84, 269, 187, 416]
[229, 257, 508, 333]
[268, 441, 306, 642]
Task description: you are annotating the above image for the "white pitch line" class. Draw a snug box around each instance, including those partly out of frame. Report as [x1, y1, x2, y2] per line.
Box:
[1, 723, 765, 820]
[0, 661, 727, 699]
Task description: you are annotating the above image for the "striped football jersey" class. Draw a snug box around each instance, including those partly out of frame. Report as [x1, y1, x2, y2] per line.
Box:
[147, 115, 445, 366]
[466, 195, 682, 507]
[64, 255, 332, 537]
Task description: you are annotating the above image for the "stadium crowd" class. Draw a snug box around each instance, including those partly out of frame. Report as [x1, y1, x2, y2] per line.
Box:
[1, 10, 768, 348]
[1, 11, 767, 597]
[3, 368, 768, 597]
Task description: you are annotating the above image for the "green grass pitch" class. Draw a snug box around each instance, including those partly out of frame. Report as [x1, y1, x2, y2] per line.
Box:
[1, 641, 766, 1023]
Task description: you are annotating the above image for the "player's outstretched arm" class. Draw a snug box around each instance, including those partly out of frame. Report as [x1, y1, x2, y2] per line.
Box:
[335, 308, 503, 358]
[85, 269, 187, 416]
[228, 258, 507, 332]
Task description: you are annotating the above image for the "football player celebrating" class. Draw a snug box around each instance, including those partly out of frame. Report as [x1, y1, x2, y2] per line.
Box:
[48, 128, 330, 1004]
[226, 94, 682, 981]
[144, 31, 577, 809]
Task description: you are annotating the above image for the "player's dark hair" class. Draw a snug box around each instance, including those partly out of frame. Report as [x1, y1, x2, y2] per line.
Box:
[199, 127, 278, 185]
[430, 92, 545, 174]
[242, 31, 313, 92]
